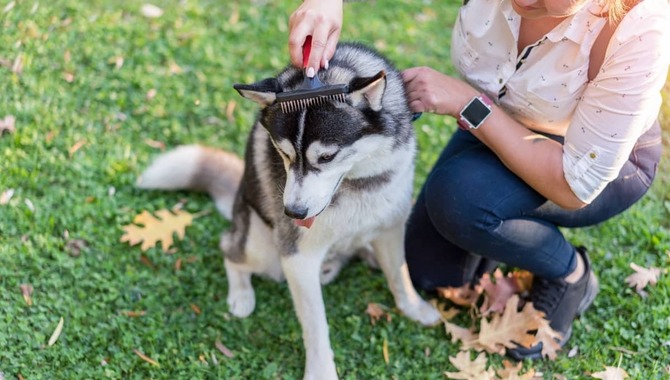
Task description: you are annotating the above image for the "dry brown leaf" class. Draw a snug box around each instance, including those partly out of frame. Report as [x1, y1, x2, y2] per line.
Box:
[430, 298, 460, 321]
[228, 8, 239, 25]
[365, 303, 391, 325]
[140, 4, 163, 18]
[146, 88, 157, 101]
[120, 209, 194, 252]
[133, 349, 160, 366]
[226, 100, 237, 122]
[476, 295, 540, 354]
[139, 255, 156, 269]
[48, 317, 64, 346]
[437, 284, 482, 307]
[479, 269, 521, 316]
[591, 366, 629, 380]
[382, 338, 389, 364]
[190, 303, 201, 315]
[0, 115, 16, 135]
[11, 54, 23, 74]
[20, 283, 33, 306]
[168, 61, 183, 75]
[3, 1, 15, 13]
[625, 263, 661, 293]
[63, 72, 75, 83]
[496, 360, 537, 379]
[122, 310, 146, 317]
[534, 316, 562, 360]
[444, 351, 496, 380]
[68, 139, 86, 157]
[1, 188, 14, 205]
[445, 321, 478, 351]
[108, 55, 124, 70]
[65, 238, 87, 257]
[508, 270, 534, 293]
[144, 138, 165, 150]
[215, 340, 234, 358]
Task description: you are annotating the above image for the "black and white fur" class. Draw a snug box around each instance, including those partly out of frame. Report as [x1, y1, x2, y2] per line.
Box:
[137, 43, 440, 379]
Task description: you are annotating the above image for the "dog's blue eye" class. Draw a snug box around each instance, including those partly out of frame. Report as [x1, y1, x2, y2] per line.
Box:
[319, 153, 336, 164]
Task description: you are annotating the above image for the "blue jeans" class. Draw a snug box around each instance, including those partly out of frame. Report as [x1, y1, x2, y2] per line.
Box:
[405, 121, 662, 291]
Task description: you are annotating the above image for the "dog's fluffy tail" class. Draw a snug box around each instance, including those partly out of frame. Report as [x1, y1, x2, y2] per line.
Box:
[137, 145, 244, 219]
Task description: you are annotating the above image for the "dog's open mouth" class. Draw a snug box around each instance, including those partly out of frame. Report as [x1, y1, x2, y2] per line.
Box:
[293, 216, 316, 229]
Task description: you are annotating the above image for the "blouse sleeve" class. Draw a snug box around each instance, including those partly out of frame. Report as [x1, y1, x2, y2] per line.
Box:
[562, 8, 670, 204]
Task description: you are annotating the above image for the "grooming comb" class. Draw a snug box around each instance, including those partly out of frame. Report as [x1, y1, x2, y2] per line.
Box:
[276, 36, 349, 113]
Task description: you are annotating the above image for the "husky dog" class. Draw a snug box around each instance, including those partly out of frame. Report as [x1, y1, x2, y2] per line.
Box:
[137, 42, 440, 379]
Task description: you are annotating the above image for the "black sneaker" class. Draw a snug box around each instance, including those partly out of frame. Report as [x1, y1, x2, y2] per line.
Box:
[506, 247, 599, 360]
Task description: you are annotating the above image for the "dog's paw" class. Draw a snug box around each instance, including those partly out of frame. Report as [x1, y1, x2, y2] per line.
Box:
[304, 363, 338, 380]
[227, 288, 256, 318]
[400, 299, 441, 326]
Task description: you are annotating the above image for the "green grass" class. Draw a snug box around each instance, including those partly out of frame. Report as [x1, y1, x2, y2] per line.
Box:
[1, 0, 668, 378]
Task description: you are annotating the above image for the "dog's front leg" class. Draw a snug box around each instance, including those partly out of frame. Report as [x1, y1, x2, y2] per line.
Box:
[371, 224, 441, 326]
[282, 251, 338, 380]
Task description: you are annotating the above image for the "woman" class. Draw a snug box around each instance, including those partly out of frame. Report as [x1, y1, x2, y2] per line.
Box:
[288, 0, 669, 359]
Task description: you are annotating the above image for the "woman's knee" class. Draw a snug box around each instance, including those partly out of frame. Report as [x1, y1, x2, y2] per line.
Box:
[422, 165, 492, 242]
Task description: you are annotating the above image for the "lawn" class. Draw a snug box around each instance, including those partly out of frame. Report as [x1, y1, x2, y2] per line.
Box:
[1, 0, 669, 379]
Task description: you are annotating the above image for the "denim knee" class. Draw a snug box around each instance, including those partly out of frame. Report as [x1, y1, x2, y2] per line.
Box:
[422, 165, 498, 250]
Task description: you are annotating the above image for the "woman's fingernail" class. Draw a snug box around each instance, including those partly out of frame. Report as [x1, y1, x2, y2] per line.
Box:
[306, 67, 315, 78]
[324, 60, 329, 70]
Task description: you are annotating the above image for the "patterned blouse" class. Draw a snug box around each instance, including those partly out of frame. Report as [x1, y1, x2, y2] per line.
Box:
[451, 0, 670, 203]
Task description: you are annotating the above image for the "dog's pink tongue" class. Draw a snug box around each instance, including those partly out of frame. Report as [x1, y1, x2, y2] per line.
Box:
[294, 216, 316, 229]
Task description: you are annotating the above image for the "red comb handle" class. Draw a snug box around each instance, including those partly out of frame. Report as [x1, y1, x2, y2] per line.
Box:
[302, 35, 312, 68]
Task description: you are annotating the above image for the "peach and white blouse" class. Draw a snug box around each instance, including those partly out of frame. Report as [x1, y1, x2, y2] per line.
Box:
[451, 0, 670, 203]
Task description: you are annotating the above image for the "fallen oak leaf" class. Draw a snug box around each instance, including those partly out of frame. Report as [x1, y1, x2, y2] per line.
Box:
[365, 303, 391, 325]
[214, 340, 234, 358]
[140, 3, 163, 18]
[430, 299, 460, 321]
[133, 349, 160, 366]
[496, 360, 537, 379]
[625, 263, 661, 293]
[0, 188, 14, 204]
[591, 366, 629, 380]
[19, 283, 33, 306]
[445, 321, 479, 351]
[68, 139, 86, 157]
[479, 268, 521, 316]
[120, 209, 194, 252]
[190, 303, 201, 315]
[437, 284, 482, 308]
[476, 295, 540, 354]
[533, 316, 563, 360]
[121, 310, 146, 317]
[48, 317, 64, 346]
[444, 351, 496, 380]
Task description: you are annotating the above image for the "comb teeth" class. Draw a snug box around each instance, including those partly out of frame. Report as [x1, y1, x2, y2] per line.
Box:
[279, 93, 347, 113]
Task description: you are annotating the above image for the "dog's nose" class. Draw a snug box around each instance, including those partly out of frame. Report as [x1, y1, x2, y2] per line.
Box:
[284, 205, 308, 220]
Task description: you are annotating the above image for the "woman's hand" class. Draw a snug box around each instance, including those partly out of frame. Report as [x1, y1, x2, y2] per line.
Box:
[288, 0, 343, 75]
[402, 66, 477, 116]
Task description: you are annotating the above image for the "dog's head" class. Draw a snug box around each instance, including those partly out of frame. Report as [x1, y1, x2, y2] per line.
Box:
[234, 70, 393, 228]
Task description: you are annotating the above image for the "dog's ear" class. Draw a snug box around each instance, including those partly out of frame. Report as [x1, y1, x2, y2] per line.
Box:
[233, 78, 281, 107]
[348, 70, 386, 111]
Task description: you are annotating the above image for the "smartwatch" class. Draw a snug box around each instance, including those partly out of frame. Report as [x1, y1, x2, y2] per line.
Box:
[457, 93, 493, 130]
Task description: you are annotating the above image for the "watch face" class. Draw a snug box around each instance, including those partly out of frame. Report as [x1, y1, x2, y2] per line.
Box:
[461, 98, 491, 128]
